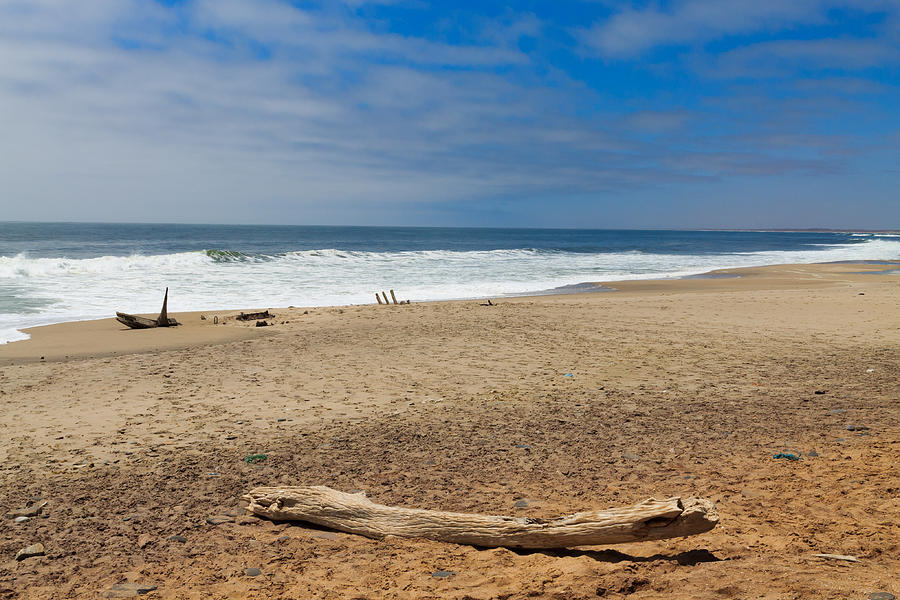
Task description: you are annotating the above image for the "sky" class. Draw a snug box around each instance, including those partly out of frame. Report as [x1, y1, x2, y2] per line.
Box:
[0, 0, 898, 228]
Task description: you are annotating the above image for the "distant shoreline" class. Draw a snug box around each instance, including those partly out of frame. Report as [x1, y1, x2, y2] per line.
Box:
[0, 220, 898, 234]
[2, 260, 897, 365]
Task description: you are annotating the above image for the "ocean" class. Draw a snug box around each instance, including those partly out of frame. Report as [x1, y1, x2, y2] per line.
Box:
[1, 223, 899, 344]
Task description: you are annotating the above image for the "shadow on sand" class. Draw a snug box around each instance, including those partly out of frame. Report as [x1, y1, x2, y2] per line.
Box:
[512, 547, 722, 566]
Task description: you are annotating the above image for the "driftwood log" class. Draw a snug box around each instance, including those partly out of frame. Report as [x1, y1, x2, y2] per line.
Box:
[243, 486, 718, 549]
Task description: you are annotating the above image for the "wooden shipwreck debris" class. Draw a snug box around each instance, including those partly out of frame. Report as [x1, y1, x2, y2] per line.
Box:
[116, 288, 180, 329]
[235, 310, 274, 321]
[375, 290, 411, 305]
[242, 485, 719, 549]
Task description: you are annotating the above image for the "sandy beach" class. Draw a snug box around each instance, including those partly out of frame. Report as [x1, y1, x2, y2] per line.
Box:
[1, 261, 898, 599]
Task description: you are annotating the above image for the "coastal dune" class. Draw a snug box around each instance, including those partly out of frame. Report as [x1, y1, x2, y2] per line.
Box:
[0, 262, 898, 599]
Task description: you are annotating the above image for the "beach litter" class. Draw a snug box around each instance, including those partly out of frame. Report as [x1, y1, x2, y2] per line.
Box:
[813, 553, 859, 562]
[244, 453, 267, 464]
[564, 373, 574, 377]
[772, 453, 802, 461]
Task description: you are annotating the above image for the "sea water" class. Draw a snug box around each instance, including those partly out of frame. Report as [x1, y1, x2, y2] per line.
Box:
[1, 223, 898, 344]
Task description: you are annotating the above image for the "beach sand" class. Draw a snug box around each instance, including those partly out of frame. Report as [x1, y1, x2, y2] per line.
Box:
[1, 262, 898, 599]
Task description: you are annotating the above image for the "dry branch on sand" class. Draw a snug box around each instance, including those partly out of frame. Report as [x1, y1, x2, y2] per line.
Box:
[243, 485, 719, 549]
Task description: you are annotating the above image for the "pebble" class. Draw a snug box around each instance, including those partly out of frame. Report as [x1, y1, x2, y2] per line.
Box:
[515, 444, 531, 450]
[846, 425, 869, 431]
[13, 516, 29, 524]
[101, 583, 158, 598]
[808, 450, 819, 458]
[206, 515, 236, 525]
[244, 568, 262, 577]
[869, 593, 895, 600]
[828, 409, 847, 415]
[514, 499, 530, 508]
[814, 390, 827, 395]
[168, 535, 187, 543]
[15, 543, 45, 561]
[622, 451, 640, 460]
[432, 570, 455, 578]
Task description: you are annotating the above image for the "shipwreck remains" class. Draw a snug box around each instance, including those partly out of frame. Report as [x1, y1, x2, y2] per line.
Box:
[116, 288, 180, 329]
[243, 485, 718, 549]
[235, 310, 274, 321]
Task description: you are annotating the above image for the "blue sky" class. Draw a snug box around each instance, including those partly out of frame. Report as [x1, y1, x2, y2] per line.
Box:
[0, 0, 898, 228]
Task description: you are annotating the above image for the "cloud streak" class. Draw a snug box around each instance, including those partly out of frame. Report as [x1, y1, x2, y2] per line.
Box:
[0, 0, 897, 226]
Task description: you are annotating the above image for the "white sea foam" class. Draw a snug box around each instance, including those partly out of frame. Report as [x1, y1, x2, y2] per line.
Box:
[1, 237, 899, 344]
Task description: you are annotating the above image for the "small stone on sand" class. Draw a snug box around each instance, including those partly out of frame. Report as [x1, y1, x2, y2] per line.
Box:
[206, 515, 235, 525]
[15, 543, 45, 561]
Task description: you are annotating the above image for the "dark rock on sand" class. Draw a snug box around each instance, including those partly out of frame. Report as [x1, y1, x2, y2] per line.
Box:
[101, 583, 158, 598]
[432, 570, 455, 578]
[245, 567, 262, 577]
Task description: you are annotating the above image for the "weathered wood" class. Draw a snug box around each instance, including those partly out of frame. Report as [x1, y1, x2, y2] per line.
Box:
[381, 291, 389, 304]
[376, 293, 383, 305]
[156, 287, 169, 327]
[390, 289, 398, 304]
[116, 313, 161, 329]
[116, 288, 180, 329]
[242, 486, 718, 549]
[235, 310, 273, 321]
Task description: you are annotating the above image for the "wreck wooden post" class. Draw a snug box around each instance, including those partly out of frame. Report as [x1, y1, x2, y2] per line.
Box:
[156, 287, 169, 327]
[376, 293, 383, 305]
[390, 290, 398, 305]
[243, 485, 719, 549]
[381, 291, 389, 304]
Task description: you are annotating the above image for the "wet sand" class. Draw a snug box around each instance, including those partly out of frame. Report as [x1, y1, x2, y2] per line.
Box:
[1, 262, 898, 599]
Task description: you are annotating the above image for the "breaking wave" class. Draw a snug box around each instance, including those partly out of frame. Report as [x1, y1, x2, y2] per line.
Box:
[1, 237, 899, 344]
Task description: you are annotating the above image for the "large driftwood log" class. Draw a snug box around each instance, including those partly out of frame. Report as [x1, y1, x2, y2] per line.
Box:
[242, 486, 718, 549]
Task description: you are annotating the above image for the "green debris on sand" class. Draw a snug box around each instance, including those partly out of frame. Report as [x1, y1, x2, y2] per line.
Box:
[244, 453, 267, 464]
[772, 452, 802, 461]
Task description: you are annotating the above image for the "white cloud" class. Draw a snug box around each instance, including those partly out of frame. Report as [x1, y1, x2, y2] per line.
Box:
[580, 0, 827, 57]
[0, 0, 896, 224]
